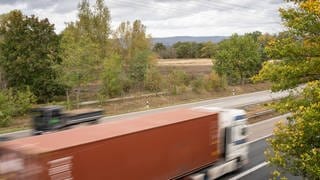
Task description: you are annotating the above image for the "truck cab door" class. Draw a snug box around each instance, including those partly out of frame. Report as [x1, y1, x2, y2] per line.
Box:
[224, 124, 248, 166]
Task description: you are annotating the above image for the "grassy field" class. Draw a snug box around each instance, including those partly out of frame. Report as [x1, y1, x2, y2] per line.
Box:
[157, 58, 213, 75]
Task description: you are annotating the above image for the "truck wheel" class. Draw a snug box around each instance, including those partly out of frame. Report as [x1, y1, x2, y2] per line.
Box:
[89, 119, 99, 125]
[32, 131, 42, 136]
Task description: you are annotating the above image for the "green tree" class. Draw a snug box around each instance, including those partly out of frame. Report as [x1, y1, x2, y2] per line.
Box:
[101, 54, 128, 97]
[153, 42, 166, 52]
[131, 20, 151, 56]
[112, 20, 155, 89]
[59, 0, 111, 107]
[0, 10, 64, 102]
[214, 33, 262, 85]
[128, 50, 155, 85]
[0, 88, 36, 126]
[161, 46, 177, 59]
[257, 33, 275, 61]
[153, 42, 167, 58]
[253, 0, 320, 178]
[199, 42, 217, 58]
[60, 24, 100, 108]
[78, 0, 111, 59]
[173, 42, 197, 58]
[113, 20, 152, 62]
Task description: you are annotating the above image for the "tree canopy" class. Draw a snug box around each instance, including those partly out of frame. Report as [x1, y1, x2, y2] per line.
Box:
[254, 0, 320, 178]
[59, 0, 111, 107]
[214, 33, 262, 85]
[0, 10, 64, 102]
[113, 20, 152, 62]
[111, 20, 155, 88]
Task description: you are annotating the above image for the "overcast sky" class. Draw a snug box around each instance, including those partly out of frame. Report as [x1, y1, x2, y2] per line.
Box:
[0, 0, 289, 37]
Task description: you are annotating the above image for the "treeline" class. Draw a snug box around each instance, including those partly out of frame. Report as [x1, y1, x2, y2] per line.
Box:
[154, 32, 275, 85]
[0, 0, 157, 125]
[153, 41, 217, 59]
[0, 0, 276, 126]
[152, 31, 273, 59]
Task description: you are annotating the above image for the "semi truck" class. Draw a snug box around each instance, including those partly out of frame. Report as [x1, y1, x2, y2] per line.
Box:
[0, 107, 248, 179]
[31, 106, 104, 135]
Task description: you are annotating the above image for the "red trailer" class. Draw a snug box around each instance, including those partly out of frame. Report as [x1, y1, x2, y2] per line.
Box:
[0, 108, 248, 180]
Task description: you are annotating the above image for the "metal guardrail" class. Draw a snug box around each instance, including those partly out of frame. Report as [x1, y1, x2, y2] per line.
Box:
[79, 92, 168, 106]
[248, 109, 275, 119]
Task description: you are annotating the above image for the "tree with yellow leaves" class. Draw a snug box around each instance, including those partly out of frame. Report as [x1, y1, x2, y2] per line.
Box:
[254, 0, 320, 178]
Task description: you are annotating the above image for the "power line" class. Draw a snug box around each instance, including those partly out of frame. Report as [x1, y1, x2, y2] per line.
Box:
[107, 0, 277, 18]
[106, 0, 282, 28]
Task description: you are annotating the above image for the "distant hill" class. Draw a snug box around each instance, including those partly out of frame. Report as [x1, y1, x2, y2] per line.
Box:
[152, 36, 228, 46]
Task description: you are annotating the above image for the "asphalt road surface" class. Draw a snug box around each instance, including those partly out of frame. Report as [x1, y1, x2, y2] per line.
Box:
[0, 89, 300, 179]
[101, 89, 290, 121]
[218, 117, 302, 180]
[0, 89, 290, 140]
[219, 136, 302, 180]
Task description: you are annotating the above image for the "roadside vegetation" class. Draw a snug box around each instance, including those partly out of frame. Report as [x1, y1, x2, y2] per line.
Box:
[253, 0, 320, 178]
[1, 0, 317, 177]
[1, 3, 318, 177]
[0, 0, 275, 129]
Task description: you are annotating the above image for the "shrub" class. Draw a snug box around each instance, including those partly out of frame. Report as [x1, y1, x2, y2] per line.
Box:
[13, 88, 36, 115]
[191, 76, 205, 93]
[101, 54, 128, 97]
[167, 70, 188, 95]
[0, 88, 36, 126]
[205, 72, 225, 91]
[144, 67, 163, 92]
[0, 92, 15, 126]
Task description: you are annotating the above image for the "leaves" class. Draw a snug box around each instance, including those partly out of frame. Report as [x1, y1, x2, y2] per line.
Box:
[257, 0, 320, 178]
[101, 54, 127, 97]
[214, 33, 262, 85]
[266, 82, 320, 179]
[0, 10, 63, 102]
[113, 20, 152, 62]
[0, 88, 36, 126]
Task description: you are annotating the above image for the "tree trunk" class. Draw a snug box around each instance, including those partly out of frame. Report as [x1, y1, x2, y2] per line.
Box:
[76, 87, 80, 109]
[66, 90, 71, 110]
[240, 72, 245, 86]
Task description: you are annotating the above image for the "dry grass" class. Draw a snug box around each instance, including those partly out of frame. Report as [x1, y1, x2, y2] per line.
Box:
[157, 58, 213, 66]
[157, 58, 213, 75]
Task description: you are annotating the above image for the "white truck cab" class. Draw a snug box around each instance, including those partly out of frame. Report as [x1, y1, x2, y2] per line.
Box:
[190, 107, 249, 180]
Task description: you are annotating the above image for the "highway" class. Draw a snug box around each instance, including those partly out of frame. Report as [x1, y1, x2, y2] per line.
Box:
[220, 136, 302, 180]
[101, 89, 289, 121]
[218, 115, 302, 180]
[0, 89, 289, 140]
[0, 89, 299, 179]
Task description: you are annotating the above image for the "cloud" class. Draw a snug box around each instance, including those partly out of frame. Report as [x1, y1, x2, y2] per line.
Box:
[0, 0, 287, 37]
[0, 0, 21, 5]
